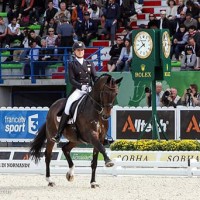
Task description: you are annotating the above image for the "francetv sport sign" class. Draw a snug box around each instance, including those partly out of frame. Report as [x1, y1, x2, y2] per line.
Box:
[111, 106, 200, 140]
[0, 107, 48, 142]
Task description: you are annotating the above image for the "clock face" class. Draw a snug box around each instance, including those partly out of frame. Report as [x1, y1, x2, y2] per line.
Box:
[162, 31, 171, 58]
[133, 31, 153, 59]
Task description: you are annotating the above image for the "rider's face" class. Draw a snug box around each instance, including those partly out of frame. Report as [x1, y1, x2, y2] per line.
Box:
[74, 49, 85, 58]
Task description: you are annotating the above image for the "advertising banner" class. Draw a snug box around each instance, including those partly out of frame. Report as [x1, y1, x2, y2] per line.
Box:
[112, 108, 176, 140]
[110, 151, 200, 162]
[179, 109, 200, 139]
[0, 109, 48, 142]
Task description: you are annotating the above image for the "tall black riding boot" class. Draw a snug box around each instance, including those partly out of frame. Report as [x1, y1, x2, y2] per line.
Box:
[51, 113, 70, 143]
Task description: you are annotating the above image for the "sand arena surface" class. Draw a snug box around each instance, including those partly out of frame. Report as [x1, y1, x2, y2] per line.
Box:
[1, 174, 200, 200]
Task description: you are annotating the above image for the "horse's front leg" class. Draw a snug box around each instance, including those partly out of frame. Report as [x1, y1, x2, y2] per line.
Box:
[62, 141, 76, 182]
[90, 148, 100, 188]
[90, 131, 114, 167]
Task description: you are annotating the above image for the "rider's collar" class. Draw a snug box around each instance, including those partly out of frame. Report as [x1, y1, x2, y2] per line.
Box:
[76, 57, 84, 65]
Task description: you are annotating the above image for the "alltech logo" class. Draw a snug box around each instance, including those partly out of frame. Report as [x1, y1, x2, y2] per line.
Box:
[116, 110, 175, 139]
[181, 111, 200, 139]
[122, 115, 168, 133]
[186, 115, 200, 133]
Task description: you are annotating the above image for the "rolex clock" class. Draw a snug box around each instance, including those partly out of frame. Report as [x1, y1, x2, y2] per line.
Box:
[162, 31, 171, 58]
[133, 31, 153, 59]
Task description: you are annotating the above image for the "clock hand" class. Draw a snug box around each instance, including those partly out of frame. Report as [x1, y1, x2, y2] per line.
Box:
[137, 43, 145, 51]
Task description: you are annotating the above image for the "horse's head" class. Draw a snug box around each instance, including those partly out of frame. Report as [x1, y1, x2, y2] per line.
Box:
[91, 74, 123, 120]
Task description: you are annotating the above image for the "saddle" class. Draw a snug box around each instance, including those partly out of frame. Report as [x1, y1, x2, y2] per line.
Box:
[57, 95, 87, 124]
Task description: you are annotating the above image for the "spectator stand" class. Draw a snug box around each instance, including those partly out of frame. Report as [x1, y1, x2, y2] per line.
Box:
[0, 46, 106, 83]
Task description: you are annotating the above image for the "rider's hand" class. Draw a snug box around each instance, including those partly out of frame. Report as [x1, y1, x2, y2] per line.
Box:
[88, 86, 92, 92]
[81, 85, 88, 91]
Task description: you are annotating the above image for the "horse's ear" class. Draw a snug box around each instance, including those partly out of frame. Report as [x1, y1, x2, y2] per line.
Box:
[115, 77, 123, 84]
[106, 75, 112, 84]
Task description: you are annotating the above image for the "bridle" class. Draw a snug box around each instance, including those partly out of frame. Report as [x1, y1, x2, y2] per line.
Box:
[88, 82, 118, 120]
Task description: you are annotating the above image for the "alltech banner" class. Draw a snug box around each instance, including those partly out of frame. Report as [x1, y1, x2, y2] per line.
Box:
[112, 107, 176, 140]
[178, 108, 200, 139]
[0, 108, 48, 142]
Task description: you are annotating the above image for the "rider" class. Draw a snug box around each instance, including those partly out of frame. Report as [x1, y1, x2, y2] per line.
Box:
[52, 41, 98, 143]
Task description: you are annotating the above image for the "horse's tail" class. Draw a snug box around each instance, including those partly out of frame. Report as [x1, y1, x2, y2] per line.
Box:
[30, 123, 46, 163]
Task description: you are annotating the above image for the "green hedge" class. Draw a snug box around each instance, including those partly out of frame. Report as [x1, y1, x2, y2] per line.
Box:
[110, 140, 200, 151]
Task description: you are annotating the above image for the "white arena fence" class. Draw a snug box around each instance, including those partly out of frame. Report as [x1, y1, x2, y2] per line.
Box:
[1, 148, 200, 177]
[1, 106, 200, 176]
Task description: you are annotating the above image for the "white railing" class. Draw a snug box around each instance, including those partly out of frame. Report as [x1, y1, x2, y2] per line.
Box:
[1, 148, 200, 177]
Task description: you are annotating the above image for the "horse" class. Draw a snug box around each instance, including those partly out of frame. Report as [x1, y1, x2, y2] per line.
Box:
[30, 74, 123, 188]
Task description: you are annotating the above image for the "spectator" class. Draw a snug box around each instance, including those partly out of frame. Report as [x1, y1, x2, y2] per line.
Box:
[7, 0, 22, 23]
[54, 2, 71, 25]
[71, 1, 87, 27]
[31, 0, 46, 24]
[29, 30, 41, 46]
[0, 16, 8, 48]
[45, 18, 58, 35]
[5, 17, 24, 48]
[88, 3, 103, 26]
[116, 38, 132, 71]
[147, 13, 159, 29]
[5, 16, 23, 61]
[80, 11, 98, 46]
[146, 82, 164, 107]
[176, 0, 187, 18]
[184, 13, 198, 30]
[188, 36, 200, 70]
[37, 38, 51, 78]
[107, 37, 124, 72]
[158, 10, 173, 36]
[188, 25, 200, 43]
[39, 0, 58, 37]
[181, 84, 200, 106]
[102, 0, 120, 46]
[120, 0, 137, 28]
[23, 39, 41, 79]
[46, 27, 58, 59]
[174, 10, 186, 31]
[185, 0, 199, 20]
[19, 27, 31, 61]
[56, 16, 76, 58]
[18, 0, 35, 25]
[170, 24, 189, 61]
[180, 45, 197, 71]
[161, 87, 182, 108]
[166, 0, 178, 20]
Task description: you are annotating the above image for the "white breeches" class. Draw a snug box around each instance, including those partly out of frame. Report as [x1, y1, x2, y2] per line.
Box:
[64, 89, 86, 115]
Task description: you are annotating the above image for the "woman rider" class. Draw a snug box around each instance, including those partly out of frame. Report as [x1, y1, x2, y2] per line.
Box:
[52, 41, 98, 143]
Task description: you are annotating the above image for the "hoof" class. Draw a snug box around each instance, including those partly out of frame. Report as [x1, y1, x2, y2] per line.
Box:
[66, 172, 74, 182]
[105, 159, 114, 167]
[91, 182, 100, 188]
[48, 182, 55, 187]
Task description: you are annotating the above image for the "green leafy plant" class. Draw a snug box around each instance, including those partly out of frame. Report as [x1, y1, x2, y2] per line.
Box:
[110, 140, 200, 151]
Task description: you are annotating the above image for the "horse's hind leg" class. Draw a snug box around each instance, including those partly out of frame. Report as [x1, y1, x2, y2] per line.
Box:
[62, 141, 76, 182]
[90, 148, 100, 188]
[45, 140, 55, 187]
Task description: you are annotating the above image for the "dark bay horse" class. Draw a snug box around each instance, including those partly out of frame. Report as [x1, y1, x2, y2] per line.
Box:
[30, 74, 123, 188]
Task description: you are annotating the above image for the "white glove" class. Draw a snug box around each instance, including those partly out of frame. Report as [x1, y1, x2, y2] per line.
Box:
[81, 85, 88, 91]
[88, 86, 92, 92]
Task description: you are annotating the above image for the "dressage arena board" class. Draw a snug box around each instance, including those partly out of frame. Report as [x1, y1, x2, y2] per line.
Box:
[1, 174, 200, 200]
